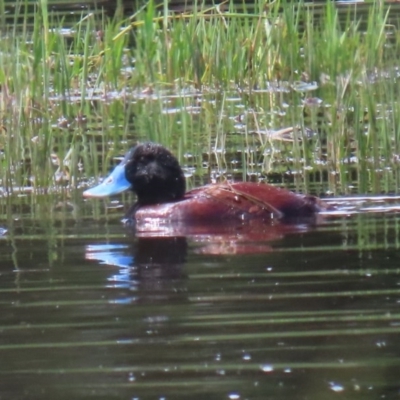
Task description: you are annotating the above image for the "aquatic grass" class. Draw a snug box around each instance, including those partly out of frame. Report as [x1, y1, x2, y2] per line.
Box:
[0, 4, 129, 191]
[1, 0, 400, 198]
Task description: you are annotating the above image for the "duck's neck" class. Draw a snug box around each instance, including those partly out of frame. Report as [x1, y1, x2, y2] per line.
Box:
[133, 172, 186, 206]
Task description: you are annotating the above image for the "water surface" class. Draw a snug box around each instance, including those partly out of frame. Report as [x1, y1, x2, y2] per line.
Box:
[1, 195, 400, 399]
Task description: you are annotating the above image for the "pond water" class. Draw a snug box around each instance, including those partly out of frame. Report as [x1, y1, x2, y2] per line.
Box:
[1, 194, 400, 399]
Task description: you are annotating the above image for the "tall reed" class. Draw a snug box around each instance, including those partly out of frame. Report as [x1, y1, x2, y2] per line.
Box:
[1, 0, 400, 197]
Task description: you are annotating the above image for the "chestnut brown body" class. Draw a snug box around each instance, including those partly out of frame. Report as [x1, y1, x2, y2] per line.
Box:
[134, 182, 328, 222]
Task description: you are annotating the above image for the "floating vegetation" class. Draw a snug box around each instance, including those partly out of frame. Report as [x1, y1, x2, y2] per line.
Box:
[0, 1, 400, 197]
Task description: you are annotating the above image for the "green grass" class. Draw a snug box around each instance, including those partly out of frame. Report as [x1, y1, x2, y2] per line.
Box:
[1, 0, 400, 197]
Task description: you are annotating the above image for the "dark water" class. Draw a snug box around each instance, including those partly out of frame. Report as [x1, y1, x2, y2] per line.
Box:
[1, 195, 400, 399]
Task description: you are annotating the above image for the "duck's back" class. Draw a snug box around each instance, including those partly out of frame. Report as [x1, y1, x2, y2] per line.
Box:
[134, 182, 328, 223]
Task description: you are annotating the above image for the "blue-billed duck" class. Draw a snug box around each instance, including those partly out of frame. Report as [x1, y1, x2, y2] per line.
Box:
[83, 142, 330, 222]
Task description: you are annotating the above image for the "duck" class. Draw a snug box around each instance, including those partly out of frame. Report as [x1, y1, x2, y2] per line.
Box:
[83, 142, 331, 223]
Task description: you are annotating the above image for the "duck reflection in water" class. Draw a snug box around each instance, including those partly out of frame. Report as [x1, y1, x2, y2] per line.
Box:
[86, 237, 188, 303]
[83, 143, 333, 254]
